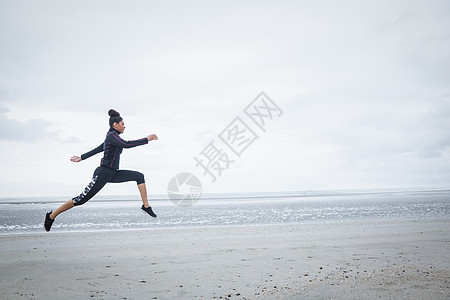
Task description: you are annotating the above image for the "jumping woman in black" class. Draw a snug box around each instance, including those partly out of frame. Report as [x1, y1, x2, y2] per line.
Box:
[44, 109, 158, 232]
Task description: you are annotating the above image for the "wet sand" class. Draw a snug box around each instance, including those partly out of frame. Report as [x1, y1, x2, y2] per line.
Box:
[1, 219, 449, 299]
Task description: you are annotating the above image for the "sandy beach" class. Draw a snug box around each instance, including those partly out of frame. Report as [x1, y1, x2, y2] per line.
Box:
[1, 219, 449, 299]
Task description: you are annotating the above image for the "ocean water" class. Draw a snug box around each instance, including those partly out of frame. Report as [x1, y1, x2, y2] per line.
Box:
[0, 189, 449, 235]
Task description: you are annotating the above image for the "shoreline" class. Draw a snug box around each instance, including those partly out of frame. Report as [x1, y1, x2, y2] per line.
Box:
[1, 216, 449, 237]
[1, 219, 449, 299]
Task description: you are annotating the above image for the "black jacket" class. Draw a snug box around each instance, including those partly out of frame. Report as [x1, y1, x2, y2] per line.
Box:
[81, 128, 148, 170]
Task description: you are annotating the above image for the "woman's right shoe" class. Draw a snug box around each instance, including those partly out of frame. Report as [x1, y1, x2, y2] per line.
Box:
[44, 211, 54, 232]
[141, 205, 157, 218]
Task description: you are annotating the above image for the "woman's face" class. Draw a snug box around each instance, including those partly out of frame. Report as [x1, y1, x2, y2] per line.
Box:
[113, 120, 125, 134]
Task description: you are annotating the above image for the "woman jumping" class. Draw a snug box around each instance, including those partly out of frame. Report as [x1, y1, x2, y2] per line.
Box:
[44, 109, 158, 232]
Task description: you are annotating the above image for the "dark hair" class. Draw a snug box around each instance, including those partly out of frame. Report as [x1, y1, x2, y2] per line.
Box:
[108, 109, 123, 128]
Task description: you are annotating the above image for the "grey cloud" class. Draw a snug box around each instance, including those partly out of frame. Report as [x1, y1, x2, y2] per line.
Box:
[0, 98, 80, 143]
[0, 111, 52, 142]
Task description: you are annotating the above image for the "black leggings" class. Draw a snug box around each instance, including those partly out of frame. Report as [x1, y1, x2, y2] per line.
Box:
[72, 166, 145, 206]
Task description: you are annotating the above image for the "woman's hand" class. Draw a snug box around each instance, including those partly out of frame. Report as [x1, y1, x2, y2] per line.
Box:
[70, 155, 82, 163]
[147, 134, 158, 141]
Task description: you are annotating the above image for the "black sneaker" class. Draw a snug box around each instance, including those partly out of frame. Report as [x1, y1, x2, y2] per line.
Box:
[141, 205, 157, 218]
[44, 211, 54, 232]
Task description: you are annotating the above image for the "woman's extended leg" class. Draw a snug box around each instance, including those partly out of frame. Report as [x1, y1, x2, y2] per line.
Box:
[44, 167, 113, 231]
[44, 199, 75, 231]
[50, 200, 75, 219]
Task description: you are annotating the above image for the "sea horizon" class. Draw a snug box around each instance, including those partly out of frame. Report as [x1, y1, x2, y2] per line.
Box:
[1, 186, 449, 204]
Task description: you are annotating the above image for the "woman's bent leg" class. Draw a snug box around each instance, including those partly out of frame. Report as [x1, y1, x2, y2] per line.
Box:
[110, 170, 148, 206]
[138, 183, 150, 208]
[110, 170, 156, 217]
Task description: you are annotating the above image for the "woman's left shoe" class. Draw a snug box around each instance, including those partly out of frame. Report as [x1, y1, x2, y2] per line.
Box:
[44, 211, 54, 232]
[141, 205, 157, 218]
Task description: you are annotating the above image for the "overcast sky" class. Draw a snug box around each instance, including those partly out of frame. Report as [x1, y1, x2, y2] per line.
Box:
[1, 0, 449, 198]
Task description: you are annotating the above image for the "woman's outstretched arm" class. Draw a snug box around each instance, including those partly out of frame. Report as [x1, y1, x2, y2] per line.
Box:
[69, 144, 104, 163]
[80, 144, 104, 160]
